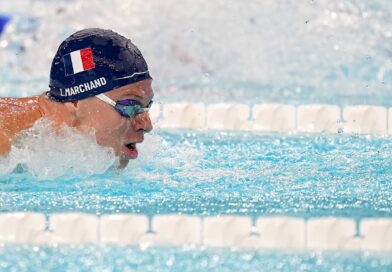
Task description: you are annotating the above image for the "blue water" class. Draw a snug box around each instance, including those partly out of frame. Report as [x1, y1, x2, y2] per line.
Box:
[1, 129, 392, 270]
[1, 131, 391, 218]
[1, 1, 392, 270]
[0, 245, 391, 272]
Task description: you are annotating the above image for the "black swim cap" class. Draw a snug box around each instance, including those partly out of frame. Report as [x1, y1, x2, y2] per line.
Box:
[48, 28, 152, 102]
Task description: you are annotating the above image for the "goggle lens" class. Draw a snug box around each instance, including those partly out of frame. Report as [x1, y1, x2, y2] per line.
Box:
[114, 99, 153, 118]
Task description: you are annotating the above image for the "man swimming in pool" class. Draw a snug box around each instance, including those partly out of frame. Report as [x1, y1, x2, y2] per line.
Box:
[0, 28, 154, 168]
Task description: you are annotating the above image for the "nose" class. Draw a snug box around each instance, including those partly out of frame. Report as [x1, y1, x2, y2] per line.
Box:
[131, 112, 153, 133]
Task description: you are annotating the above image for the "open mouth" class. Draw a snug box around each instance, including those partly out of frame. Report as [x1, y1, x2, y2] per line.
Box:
[124, 143, 138, 158]
[126, 143, 136, 150]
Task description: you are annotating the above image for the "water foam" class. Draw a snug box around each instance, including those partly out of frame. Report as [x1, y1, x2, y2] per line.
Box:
[121, 131, 205, 186]
[0, 118, 115, 180]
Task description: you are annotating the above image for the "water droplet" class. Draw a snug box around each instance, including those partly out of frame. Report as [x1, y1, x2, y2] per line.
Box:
[0, 40, 8, 48]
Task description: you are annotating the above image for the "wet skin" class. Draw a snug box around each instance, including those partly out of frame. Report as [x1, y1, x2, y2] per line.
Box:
[0, 79, 154, 168]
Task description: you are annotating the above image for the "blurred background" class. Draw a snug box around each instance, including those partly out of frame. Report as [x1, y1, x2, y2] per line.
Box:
[0, 0, 391, 105]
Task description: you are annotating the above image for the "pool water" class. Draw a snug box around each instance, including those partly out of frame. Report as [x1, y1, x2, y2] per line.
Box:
[0, 245, 391, 272]
[1, 125, 392, 271]
[2, 0, 392, 106]
[1, 0, 392, 271]
[0, 130, 391, 218]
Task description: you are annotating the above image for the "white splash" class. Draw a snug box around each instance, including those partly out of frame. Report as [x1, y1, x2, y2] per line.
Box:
[122, 133, 206, 186]
[0, 118, 115, 180]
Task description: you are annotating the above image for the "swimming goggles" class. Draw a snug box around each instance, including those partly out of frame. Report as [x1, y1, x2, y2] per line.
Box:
[96, 93, 153, 118]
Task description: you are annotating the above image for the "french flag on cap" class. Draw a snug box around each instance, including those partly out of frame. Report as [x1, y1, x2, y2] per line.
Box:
[63, 48, 95, 76]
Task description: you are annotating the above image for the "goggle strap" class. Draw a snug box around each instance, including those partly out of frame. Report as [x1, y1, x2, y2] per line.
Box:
[96, 94, 116, 107]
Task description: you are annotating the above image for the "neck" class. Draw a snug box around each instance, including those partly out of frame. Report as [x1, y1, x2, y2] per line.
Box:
[37, 92, 76, 127]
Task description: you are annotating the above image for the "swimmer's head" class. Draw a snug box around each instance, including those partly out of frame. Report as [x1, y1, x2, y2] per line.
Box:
[48, 28, 152, 102]
[45, 28, 154, 167]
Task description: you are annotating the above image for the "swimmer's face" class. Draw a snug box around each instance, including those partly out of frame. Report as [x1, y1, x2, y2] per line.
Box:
[74, 79, 154, 167]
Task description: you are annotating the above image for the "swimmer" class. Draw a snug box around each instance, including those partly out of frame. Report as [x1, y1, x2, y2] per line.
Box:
[0, 28, 154, 168]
